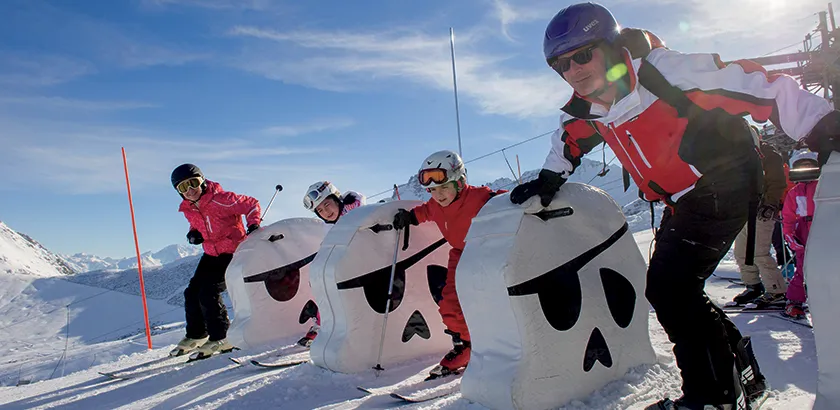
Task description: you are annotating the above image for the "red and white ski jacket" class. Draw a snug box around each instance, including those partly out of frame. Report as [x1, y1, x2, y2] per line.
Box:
[179, 180, 261, 256]
[543, 47, 834, 202]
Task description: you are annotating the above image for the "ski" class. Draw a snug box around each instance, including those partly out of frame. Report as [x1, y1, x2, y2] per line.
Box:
[771, 313, 813, 329]
[249, 359, 309, 369]
[99, 349, 240, 380]
[388, 375, 462, 403]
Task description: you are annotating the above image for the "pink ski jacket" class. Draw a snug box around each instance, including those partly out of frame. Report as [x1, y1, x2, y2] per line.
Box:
[179, 180, 261, 256]
[781, 180, 817, 250]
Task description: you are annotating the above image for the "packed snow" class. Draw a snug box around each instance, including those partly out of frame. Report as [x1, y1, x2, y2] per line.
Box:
[0, 220, 817, 409]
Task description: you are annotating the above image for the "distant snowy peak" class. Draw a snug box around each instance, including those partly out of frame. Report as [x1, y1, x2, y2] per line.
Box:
[61, 244, 201, 273]
[390, 158, 638, 207]
[0, 221, 75, 277]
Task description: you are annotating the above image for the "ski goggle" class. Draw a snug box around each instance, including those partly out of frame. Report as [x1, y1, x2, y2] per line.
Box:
[303, 184, 328, 210]
[548, 44, 599, 74]
[176, 177, 204, 194]
[418, 168, 449, 187]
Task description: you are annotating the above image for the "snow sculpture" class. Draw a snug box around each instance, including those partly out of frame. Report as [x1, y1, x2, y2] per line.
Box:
[226, 217, 329, 349]
[806, 152, 840, 410]
[457, 183, 655, 410]
[309, 200, 452, 373]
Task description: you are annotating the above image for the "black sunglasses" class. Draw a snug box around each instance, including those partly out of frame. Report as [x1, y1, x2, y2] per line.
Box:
[548, 44, 599, 74]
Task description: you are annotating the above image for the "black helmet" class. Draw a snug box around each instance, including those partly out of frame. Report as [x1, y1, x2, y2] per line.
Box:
[171, 163, 204, 188]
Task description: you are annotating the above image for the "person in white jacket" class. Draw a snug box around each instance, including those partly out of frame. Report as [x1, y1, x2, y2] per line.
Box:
[509, 3, 840, 410]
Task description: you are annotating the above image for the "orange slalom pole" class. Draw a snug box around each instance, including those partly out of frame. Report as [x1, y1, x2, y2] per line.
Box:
[121, 147, 153, 350]
[393, 184, 401, 200]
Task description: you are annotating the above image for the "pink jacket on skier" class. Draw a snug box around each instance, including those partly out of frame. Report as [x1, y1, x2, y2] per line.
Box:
[781, 181, 817, 252]
[782, 180, 817, 304]
[179, 180, 261, 256]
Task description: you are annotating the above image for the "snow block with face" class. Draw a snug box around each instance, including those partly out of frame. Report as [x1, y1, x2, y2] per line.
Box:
[226, 217, 329, 349]
[309, 200, 453, 373]
[457, 183, 655, 410]
[805, 152, 840, 410]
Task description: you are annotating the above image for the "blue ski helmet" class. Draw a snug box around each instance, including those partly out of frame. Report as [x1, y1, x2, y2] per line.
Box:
[543, 3, 620, 63]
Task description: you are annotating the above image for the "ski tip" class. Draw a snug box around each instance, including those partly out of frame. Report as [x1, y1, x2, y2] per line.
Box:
[229, 357, 243, 365]
[357, 386, 373, 394]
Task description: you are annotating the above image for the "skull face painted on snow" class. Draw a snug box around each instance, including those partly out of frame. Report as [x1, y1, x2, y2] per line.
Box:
[225, 218, 329, 349]
[456, 183, 655, 410]
[309, 200, 453, 373]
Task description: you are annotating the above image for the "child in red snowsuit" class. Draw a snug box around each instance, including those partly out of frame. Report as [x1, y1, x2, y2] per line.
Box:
[393, 150, 505, 378]
[781, 150, 820, 319]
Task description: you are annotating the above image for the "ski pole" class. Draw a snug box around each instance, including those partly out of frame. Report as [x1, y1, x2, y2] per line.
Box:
[260, 184, 283, 222]
[373, 227, 402, 376]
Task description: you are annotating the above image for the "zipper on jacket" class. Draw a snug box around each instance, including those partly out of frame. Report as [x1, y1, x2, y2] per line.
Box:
[627, 131, 652, 168]
[206, 215, 213, 233]
[610, 123, 644, 179]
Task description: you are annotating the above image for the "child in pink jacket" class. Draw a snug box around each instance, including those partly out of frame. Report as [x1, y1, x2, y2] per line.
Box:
[781, 150, 820, 319]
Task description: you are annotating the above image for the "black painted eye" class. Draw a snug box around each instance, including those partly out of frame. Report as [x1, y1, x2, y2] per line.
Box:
[336, 239, 447, 314]
[426, 265, 448, 306]
[243, 253, 317, 302]
[507, 223, 629, 331]
[600, 268, 636, 328]
[298, 300, 318, 324]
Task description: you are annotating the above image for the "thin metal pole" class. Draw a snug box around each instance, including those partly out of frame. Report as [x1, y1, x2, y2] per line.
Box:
[372, 228, 402, 375]
[450, 27, 463, 158]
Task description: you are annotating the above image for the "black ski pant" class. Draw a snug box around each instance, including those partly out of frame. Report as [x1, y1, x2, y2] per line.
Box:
[184, 253, 232, 341]
[645, 180, 752, 405]
[771, 221, 792, 267]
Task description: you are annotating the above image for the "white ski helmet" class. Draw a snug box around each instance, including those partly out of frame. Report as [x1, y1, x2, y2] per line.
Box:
[790, 149, 819, 168]
[417, 150, 466, 189]
[303, 181, 341, 211]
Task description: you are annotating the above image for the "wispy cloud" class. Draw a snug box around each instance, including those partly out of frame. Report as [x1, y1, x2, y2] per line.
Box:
[0, 55, 95, 87]
[228, 26, 569, 119]
[0, 118, 328, 195]
[0, 96, 157, 111]
[262, 118, 356, 137]
[489, 0, 552, 41]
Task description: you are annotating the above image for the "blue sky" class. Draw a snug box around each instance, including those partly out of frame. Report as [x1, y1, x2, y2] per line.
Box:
[0, 0, 823, 258]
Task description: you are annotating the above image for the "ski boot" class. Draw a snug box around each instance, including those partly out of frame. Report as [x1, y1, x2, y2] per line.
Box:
[645, 397, 735, 410]
[750, 292, 786, 309]
[732, 283, 764, 306]
[169, 335, 209, 357]
[427, 331, 471, 381]
[783, 301, 807, 320]
[297, 325, 319, 348]
[188, 339, 236, 361]
[733, 336, 769, 405]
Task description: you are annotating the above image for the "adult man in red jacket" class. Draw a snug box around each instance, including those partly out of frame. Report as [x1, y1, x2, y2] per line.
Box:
[509, 3, 840, 409]
[170, 163, 261, 360]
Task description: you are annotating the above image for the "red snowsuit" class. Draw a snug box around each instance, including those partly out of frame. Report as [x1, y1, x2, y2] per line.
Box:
[782, 181, 817, 303]
[179, 180, 261, 256]
[411, 185, 504, 342]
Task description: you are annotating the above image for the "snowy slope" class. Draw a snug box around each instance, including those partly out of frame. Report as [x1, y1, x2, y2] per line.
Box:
[391, 158, 638, 207]
[61, 244, 201, 273]
[0, 221, 75, 277]
[0, 231, 817, 409]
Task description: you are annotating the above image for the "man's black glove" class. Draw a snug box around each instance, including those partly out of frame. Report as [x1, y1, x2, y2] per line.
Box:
[805, 110, 840, 166]
[246, 224, 260, 235]
[757, 203, 780, 222]
[509, 169, 566, 207]
[187, 230, 204, 245]
[393, 209, 418, 230]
